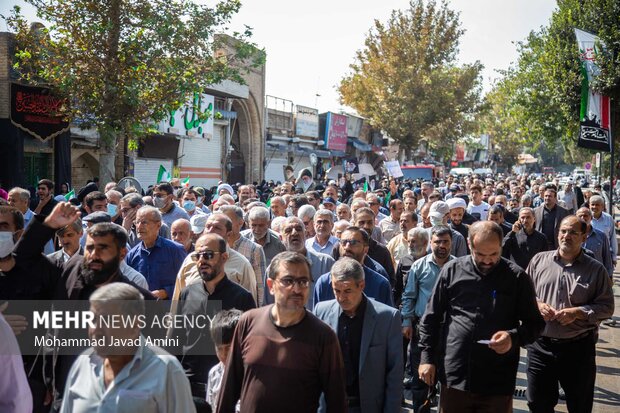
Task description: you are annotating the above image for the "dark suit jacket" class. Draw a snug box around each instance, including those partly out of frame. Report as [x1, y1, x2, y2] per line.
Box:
[315, 297, 403, 413]
[534, 204, 570, 248]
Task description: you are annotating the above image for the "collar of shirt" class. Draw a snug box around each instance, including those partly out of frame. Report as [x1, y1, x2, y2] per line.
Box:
[426, 253, 454, 269]
[551, 249, 586, 266]
[312, 235, 338, 248]
[89, 336, 144, 386]
[338, 294, 367, 319]
[203, 274, 233, 296]
[140, 236, 163, 253]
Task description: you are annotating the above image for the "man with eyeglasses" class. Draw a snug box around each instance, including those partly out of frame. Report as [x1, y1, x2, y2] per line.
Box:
[217, 251, 347, 413]
[314, 227, 393, 308]
[306, 209, 339, 256]
[172, 233, 255, 399]
[315, 257, 403, 413]
[263, 217, 334, 309]
[525, 215, 614, 413]
[152, 182, 190, 229]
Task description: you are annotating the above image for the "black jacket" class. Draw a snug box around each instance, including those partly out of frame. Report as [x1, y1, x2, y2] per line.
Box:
[419, 256, 545, 396]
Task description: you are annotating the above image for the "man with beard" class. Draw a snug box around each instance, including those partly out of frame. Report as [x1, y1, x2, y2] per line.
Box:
[418, 221, 544, 412]
[502, 207, 548, 270]
[241, 206, 286, 267]
[447, 197, 469, 251]
[387, 211, 419, 266]
[11, 202, 155, 408]
[173, 233, 255, 398]
[314, 227, 393, 308]
[306, 209, 339, 256]
[401, 226, 453, 411]
[263, 216, 334, 309]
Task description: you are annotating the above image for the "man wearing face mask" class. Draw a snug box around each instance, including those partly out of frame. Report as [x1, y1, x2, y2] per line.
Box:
[418, 221, 544, 412]
[152, 183, 190, 228]
[105, 189, 123, 225]
[179, 188, 205, 218]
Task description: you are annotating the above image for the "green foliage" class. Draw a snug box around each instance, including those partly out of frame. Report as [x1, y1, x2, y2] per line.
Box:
[338, 0, 483, 160]
[480, 0, 620, 166]
[3, 0, 265, 146]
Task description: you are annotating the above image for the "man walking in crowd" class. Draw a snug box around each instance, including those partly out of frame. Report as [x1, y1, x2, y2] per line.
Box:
[502, 207, 548, 269]
[314, 226, 393, 307]
[173, 233, 255, 398]
[401, 225, 454, 412]
[418, 221, 545, 412]
[60, 283, 195, 413]
[386, 211, 418, 265]
[120, 192, 170, 247]
[379, 199, 404, 242]
[535, 186, 569, 250]
[125, 206, 187, 299]
[576, 207, 614, 275]
[525, 216, 614, 412]
[589, 194, 617, 267]
[216, 251, 347, 413]
[306, 209, 339, 255]
[315, 257, 403, 413]
[264, 216, 334, 309]
[171, 218, 194, 253]
[153, 182, 190, 228]
[242, 206, 286, 267]
[466, 184, 489, 221]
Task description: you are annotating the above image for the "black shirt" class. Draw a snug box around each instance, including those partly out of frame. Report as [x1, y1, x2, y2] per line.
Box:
[502, 229, 549, 270]
[338, 295, 367, 401]
[175, 276, 256, 383]
[541, 206, 558, 249]
[395, 254, 417, 307]
[419, 256, 545, 396]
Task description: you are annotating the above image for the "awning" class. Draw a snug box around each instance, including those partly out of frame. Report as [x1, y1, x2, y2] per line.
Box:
[348, 137, 373, 152]
[313, 149, 332, 159]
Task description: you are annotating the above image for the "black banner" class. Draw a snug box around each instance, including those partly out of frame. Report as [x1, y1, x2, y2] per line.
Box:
[10, 83, 69, 142]
[577, 122, 611, 152]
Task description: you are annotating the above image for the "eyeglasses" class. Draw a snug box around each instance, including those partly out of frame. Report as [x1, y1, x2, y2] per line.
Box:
[276, 277, 312, 289]
[340, 239, 362, 247]
[191, 250, 222, 261]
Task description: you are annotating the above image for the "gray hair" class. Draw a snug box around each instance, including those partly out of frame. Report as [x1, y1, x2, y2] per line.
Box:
[248, 206, 271, 222]
[121, 192, 144, 208]
[332, 257, 365, 283]
[297, 204, 316, 221]
[408, 227, 429, 244]
[519, 207, 535, 217]
[270, 196, 285, 206]
[57, 219, 84, 236]
[589, 195, 605, 205]
[138, 205, 162, 222]
[314, 209, 334, 223]
[106, 190, 123, 200]
[89, 282, 145, 320]
[271, 216, 286, 232]
[351, 199, 369, 209]
[219, 205, 244, 221]
[8, 187, 30, 201]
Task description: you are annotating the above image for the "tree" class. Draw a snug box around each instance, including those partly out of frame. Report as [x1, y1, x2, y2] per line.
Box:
[4, 0, 264, 183]
[481, 0, 620, 167]
[338, 0, 483, 160]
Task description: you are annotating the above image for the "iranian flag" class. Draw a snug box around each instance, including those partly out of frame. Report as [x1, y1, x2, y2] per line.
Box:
[575, 29, 611, 132]
[157, 165, 171, 183]
[182, 176, 190, 188]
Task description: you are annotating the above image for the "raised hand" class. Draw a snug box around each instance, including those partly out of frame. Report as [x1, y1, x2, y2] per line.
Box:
[43, 202, 81, 230]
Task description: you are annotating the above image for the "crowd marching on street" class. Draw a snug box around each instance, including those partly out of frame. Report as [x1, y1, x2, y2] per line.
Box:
[0, 168, 616, 413]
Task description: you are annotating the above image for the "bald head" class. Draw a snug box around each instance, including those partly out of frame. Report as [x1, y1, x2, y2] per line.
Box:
[468, 220, 503, 246]
[171, 219, 192, 251]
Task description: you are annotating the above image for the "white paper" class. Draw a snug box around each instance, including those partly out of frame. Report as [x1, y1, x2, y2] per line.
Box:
[477, 340, 493, 345]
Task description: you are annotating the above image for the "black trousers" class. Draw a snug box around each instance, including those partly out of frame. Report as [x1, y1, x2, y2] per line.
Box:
[526, 333, 597, 413]
[439, 385, 512, 413]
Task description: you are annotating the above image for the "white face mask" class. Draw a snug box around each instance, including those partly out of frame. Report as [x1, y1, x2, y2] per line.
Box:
[0, 231, 16, 258]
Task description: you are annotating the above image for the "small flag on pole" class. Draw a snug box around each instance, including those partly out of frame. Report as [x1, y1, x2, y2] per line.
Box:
[157, 165, 171, 183]
[182, 176, 190, 188]
[64, 189, 75, 201]
[363, 180, 369, 192]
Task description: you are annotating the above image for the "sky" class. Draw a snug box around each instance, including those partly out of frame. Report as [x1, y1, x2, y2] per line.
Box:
[1, 0, 558, 113]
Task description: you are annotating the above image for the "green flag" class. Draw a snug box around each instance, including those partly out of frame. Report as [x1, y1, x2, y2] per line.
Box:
[385, 191, 391, 206]
[64, 189, 75, 201]
[266, 197, 271, 207]
[157, 165, 170, 183]
[363, 181, 369, 192]
[182, 176, 190, 188]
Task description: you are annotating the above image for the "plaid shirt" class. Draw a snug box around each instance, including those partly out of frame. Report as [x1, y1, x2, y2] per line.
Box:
[233, 235, 267, 304]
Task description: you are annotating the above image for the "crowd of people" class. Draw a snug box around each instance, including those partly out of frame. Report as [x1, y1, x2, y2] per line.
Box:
[0, 167, 616, 413]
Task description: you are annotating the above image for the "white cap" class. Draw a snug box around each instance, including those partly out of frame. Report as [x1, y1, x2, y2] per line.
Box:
[190, 213, 208, 234]
[447, 198, 467, 210]
[429, 201, 450, 219]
